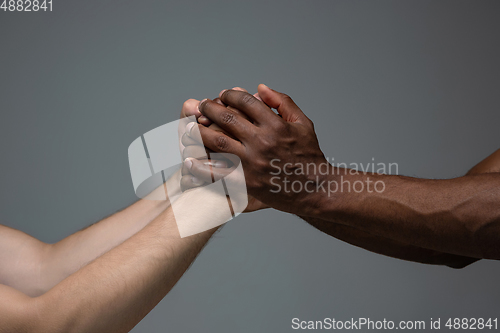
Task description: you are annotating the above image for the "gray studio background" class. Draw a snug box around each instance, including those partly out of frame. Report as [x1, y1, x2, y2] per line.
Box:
[1, 1, 499, 332]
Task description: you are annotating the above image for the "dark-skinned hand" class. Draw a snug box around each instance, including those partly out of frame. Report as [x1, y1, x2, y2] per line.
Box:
[179, 88, 268, 213]
[182, 84, 328, 216]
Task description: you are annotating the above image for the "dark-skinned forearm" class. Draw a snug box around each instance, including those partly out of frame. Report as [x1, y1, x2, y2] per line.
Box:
[189, 86, 500, 261]
[296, 155, 499, 268]
[307, 171, 500, 259]
[300, 215, 479, 268]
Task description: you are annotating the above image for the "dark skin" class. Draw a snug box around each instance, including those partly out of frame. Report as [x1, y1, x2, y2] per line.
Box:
[182, 84, 500, 265]
[183, 144, 496, 269]
[179, 88, 267, 212]
[182, 92, 498, 268]
[299, 150, 500, 269]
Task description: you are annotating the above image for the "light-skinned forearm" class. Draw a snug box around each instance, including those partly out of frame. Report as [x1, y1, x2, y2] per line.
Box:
[0, 206, 219, 333]
[0, 170, 182, 296]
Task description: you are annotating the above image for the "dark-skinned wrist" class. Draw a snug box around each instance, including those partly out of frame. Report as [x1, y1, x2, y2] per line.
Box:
[285, 158, 340, 218]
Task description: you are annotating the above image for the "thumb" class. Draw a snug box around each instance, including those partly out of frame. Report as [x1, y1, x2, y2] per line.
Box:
[257, 84, 307, 123]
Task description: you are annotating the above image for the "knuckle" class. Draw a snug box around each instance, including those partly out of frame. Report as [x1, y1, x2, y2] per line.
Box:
[215, 135, 229, 151]
[259, 137, 272, 149]
[220, 111, 237, 125]
[181, 133, 192, 146]
[213, 97, 224, 106]
[281, 94, 292, 104]
[272, 119, 287, 132]
[308, 118, 315, 130]
[270, 118, 290, 140]
[240, 93, 257, 106]
[249, 129, 260, 142]
[182, 147, 191, 160]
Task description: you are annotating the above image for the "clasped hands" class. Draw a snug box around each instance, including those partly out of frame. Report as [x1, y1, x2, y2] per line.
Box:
[178, 84, 329, 216]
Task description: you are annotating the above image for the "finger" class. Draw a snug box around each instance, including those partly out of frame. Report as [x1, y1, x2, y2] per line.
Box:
[213, 97, 225, 106]
[188, 122, 245, 156]
[198, 97, 226, 126]
[184, 157, 233, 183]
[180, 98, 202, 119]
[204, 122, 238, 140]
[228, 89, 252, 121]
[198, 99, 255, 142]
[181, 158, 228, 176]
[181, 132, 199, 147]
[182, 144, 208, 160]
[198, 115, 213, 126]
[199, 90, 251, 126]
[198, 98, 224, 126]
[199, 106, 252, 127]
[219, 89, 277, 125]
[256, 84, 308, 123]
[185, 122, 235, 145]
[179, 100, 201, 153]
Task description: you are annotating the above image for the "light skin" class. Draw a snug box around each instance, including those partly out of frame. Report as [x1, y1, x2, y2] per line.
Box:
[0, 196, 170, 297]
[0, 101, 226, 332]
[0, 206, 221, 333]
[183, 84, 500, 265]
[0, 96, 229, 297]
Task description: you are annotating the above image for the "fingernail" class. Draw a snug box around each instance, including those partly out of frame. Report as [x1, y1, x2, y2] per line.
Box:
[186, 122, 195, 135]
[219, 89, 228, 98]
[198, 116, 209, 122]
[213, 98, 224, 106]
[184, 158, 193, 169]
[198, 99, 207, 114]
[191, 176, 204, 185]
